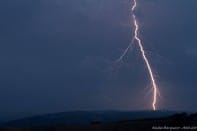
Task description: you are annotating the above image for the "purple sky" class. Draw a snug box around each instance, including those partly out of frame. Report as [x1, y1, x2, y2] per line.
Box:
[0, 0, 197, 120]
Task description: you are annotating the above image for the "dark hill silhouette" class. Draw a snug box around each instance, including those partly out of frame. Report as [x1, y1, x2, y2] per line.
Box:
[0, 111, 175, 127]
[1, 111, 197, 131]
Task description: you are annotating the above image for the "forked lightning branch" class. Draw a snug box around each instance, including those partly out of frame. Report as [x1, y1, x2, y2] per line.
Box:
[116, 0, 158, 110]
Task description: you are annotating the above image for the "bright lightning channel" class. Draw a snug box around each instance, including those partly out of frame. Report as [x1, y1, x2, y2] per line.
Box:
[117, 0, 158, 110]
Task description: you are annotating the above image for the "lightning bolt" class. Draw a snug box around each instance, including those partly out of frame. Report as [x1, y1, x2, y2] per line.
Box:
[117, 0, 158, 110]
[116, 38, 134, 63]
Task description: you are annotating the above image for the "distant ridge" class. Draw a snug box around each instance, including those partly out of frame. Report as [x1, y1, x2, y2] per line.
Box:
[0, 110, 176, 127]
[1, 112, 197, 131]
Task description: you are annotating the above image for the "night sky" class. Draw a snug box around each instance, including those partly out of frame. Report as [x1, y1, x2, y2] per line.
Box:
[0, 0, 197, 119]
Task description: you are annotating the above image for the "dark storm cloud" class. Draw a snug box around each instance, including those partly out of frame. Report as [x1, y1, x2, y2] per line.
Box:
[139, 0, 197, 110]
[0, 0, 133, 119]
[0, 0, 197, 120]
